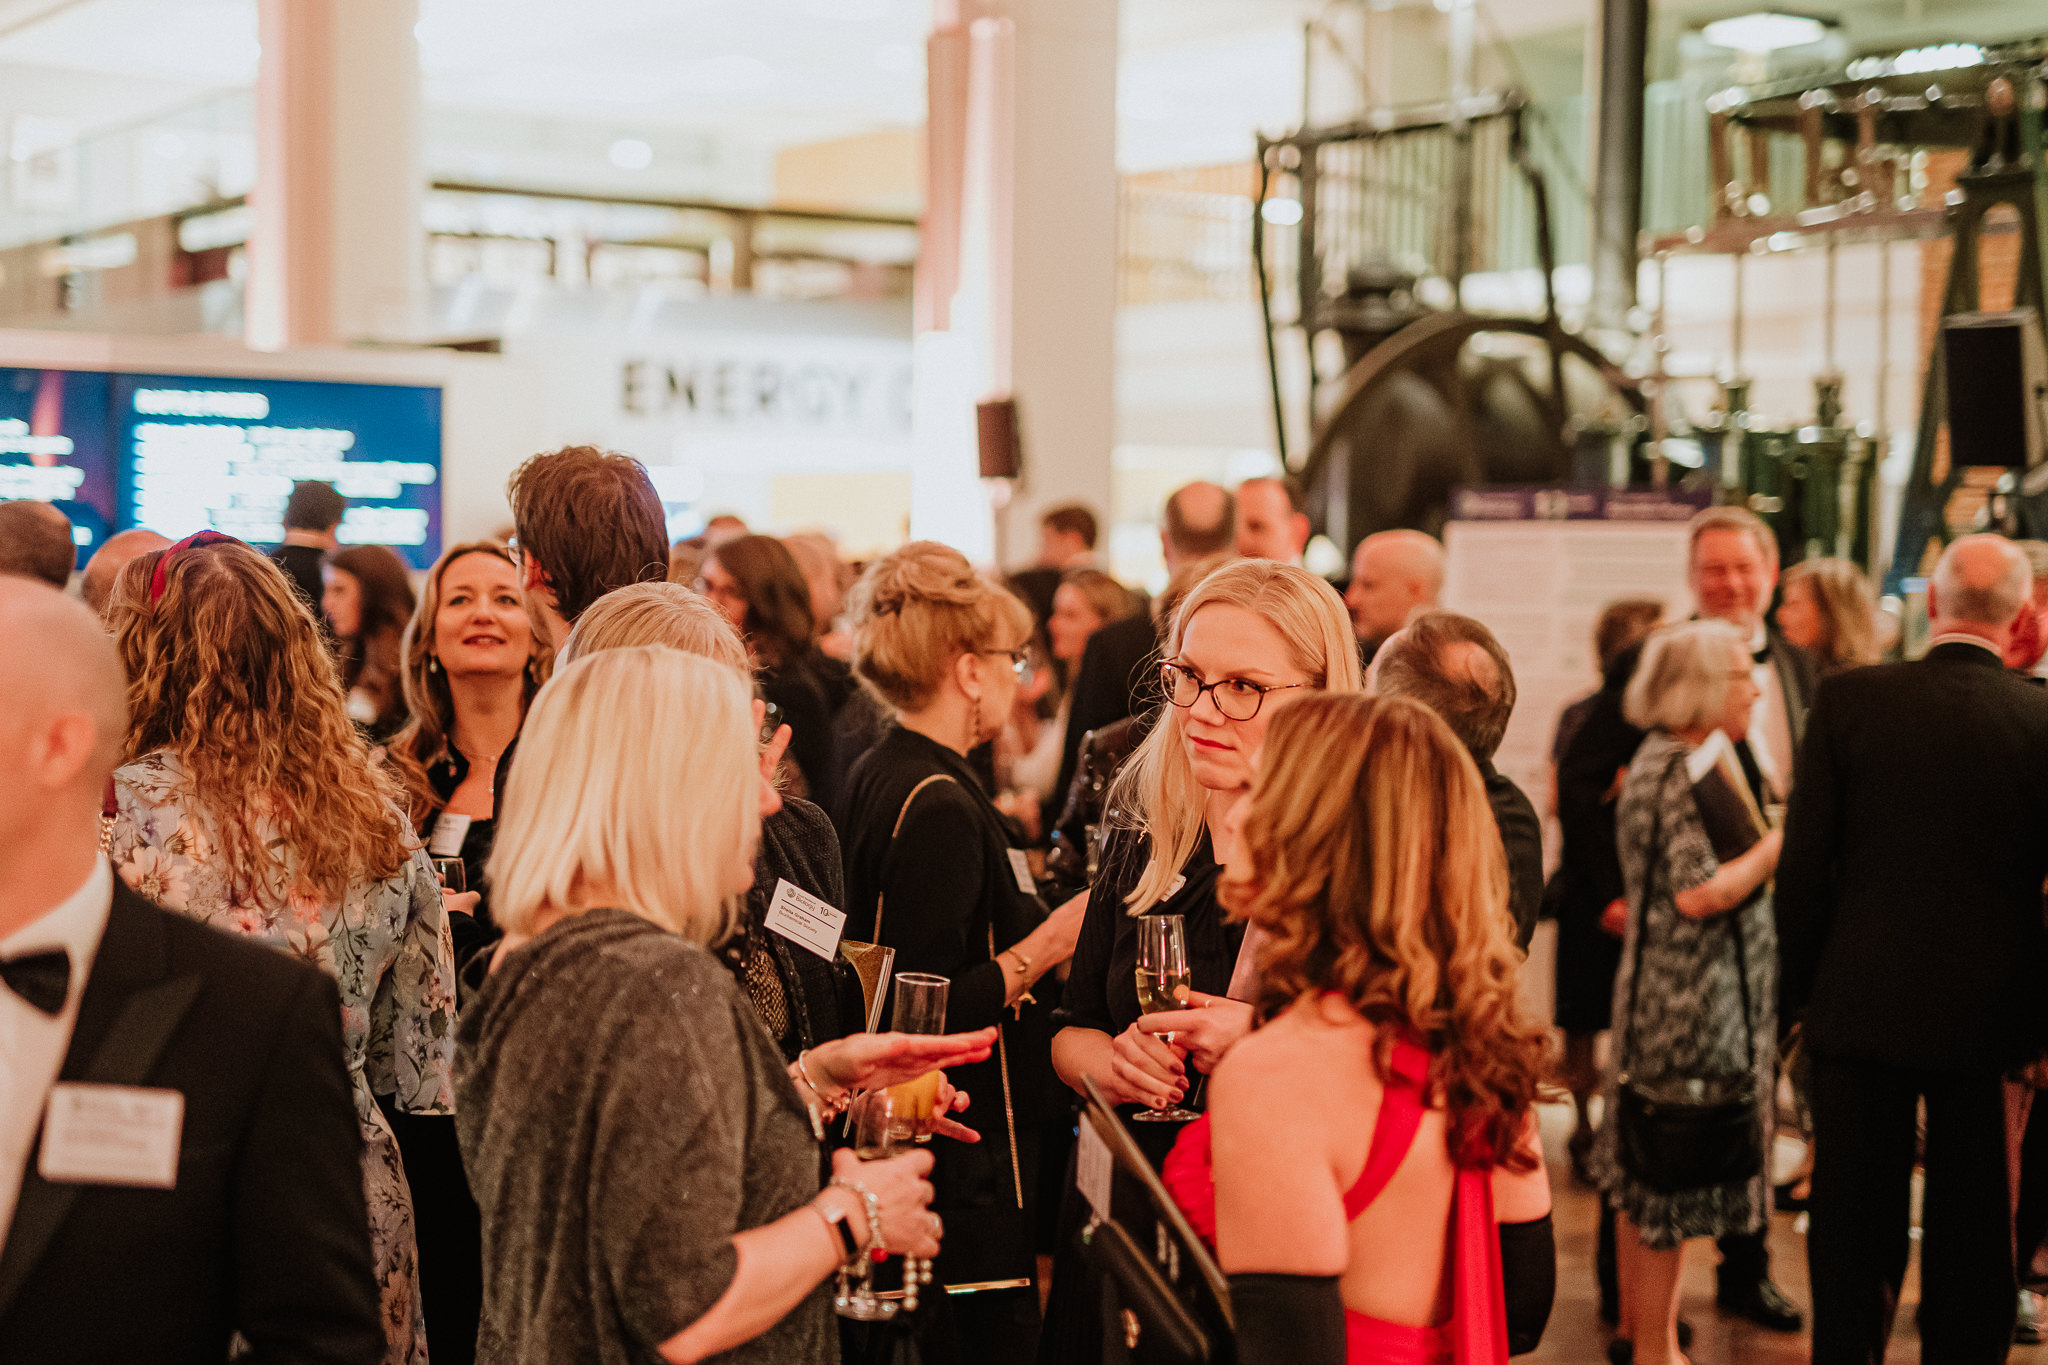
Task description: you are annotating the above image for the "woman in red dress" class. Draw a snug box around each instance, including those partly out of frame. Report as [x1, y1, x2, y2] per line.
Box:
[1163, 693, 1556, 1365]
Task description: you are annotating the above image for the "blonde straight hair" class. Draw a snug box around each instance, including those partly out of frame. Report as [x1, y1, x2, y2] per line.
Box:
[491, 647, 757, 944]
[559, 580, 750, 675]
[1110, 559, 1363, 913]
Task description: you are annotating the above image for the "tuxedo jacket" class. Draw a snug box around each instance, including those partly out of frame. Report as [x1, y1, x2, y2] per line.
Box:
[1765, 621, 1819, 752]
[0, 881, 381, 1364]
[1776, 642, 2048, 1072]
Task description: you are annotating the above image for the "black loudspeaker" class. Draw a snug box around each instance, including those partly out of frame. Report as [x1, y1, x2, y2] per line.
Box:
[1943, 310, 2046, 468]
[977, 397, 1020, 480]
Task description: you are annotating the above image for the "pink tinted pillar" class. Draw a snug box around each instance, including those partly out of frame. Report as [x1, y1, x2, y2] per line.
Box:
[913, 0, 1117, 566]
[247, 0, 424, 349]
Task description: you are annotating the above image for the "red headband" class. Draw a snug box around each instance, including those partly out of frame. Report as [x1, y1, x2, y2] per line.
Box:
[147, 530, 243, 603]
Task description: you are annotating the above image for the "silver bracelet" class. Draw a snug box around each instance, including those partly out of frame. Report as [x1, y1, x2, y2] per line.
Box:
[829, 1175, 886, 1257]
[793, 1049, 851, 1136]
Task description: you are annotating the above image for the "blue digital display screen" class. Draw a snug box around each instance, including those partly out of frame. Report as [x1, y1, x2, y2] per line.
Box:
[0, 366, 442, 569]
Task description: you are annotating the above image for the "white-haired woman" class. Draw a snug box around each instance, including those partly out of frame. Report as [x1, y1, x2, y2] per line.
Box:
[456, 647, 998, 1364]
[1591, 620, 1784, 1365]
[1041, 558, 1363, 1364]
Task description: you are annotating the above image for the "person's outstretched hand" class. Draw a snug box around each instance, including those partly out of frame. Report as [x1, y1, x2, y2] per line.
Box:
[812, 1028, 998, 1094]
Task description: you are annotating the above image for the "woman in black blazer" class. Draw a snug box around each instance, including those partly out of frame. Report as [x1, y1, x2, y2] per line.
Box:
[837, 542, 1088, 1365]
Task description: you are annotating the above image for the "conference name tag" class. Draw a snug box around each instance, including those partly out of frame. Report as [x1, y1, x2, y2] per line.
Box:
[1077, 1112, 1114, 1220]
[427, 813, 471, 858]
[39, 1084, 183, 1188]
[764, 879, 846, 961]
[1006, 849, 1037, 896]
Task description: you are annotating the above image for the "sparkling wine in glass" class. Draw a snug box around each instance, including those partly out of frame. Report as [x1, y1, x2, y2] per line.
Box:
[1132, 914, 1198, 1122]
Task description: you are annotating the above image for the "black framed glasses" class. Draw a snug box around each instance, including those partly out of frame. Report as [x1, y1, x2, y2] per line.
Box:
[1160, 661, 1305, 721]
[982, 647, 1032, 683]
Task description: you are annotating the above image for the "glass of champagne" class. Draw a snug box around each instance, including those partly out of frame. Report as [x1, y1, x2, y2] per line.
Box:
[834, 1093, 900, 1322]
[886, 973, 949, 1145]
[1133, 914, 1198, 1122]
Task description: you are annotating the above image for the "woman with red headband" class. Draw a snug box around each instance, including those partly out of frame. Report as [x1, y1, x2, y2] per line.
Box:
[104, 532, 457, 1365]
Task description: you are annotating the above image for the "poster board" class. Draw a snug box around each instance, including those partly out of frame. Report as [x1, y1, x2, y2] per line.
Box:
[1443, 488, 1703, 1019]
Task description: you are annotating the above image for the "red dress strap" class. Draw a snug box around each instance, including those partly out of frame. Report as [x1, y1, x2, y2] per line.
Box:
[1341, 1035, 1431, 1220]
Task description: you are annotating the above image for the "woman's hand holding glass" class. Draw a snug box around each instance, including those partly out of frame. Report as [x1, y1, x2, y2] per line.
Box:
[1105, 1023, 1186, 1110]
[1137, 989, 1254, 1074]
[829, 1146, 942, 1261]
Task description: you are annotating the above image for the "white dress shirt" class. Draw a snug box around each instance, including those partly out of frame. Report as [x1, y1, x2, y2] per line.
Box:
[0, 858, 114, 1252]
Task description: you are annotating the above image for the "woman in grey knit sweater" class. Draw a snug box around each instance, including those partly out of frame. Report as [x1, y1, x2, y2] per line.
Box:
[457, 647, 995, 1363]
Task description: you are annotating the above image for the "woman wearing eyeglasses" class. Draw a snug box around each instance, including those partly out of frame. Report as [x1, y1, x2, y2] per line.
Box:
[1039, 557, 1362, 1365]
[837, 541, 1090, 1365]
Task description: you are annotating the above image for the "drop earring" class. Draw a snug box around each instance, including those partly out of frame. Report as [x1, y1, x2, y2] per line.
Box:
[426, 654, 440, 675]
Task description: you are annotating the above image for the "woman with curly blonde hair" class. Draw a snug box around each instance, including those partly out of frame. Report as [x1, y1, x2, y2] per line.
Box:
[1162, 693, 1554, 1365]
[104, 532, 455, 1365]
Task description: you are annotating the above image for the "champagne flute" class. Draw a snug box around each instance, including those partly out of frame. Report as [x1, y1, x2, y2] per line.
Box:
[834, 1094, 900, 1322]
[431, 858, 466, 894]
[843, 1091, 936, 1315]
[886, 973, 949, 1146]
[1132, 914, 1198, 1122]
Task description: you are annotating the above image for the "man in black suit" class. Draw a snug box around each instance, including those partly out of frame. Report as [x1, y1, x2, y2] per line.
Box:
[0, 579, 380, 1364]
[1368, 610, 1544, 948]
[1053, 481, 1235, 805]
[1778, 534, 2048, 1364]
[268, 480, 346, 617]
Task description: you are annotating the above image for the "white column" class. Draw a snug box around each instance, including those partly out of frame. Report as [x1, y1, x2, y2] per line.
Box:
[247, 0, 424, 350]
[914, 0, 1117, 567]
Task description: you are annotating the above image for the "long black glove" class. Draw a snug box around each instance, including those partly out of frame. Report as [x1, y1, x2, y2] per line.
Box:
[1228, 1273, 1343, 1365]
[1501, 1214, 1556, 1355]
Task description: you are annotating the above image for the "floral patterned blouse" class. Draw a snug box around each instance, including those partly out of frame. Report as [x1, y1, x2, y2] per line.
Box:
[109, 749, 457, 1365]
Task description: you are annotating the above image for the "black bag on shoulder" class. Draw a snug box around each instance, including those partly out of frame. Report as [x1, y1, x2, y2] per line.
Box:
[1613, 807, 1763, 1194]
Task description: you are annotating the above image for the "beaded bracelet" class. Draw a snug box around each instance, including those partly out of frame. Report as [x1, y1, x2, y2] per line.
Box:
[829, 1175, 887, 1260]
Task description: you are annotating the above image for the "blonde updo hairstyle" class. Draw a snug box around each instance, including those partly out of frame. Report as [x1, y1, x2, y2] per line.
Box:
[849, 541, 1034, 712]
[1111, 558, 1363, 912]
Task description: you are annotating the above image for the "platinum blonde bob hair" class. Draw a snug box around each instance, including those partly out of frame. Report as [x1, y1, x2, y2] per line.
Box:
[491, 646, 757, 944]
[1623, 618, 1747, 733]
[1110, 558, 1363, 913]
[559, 580, 750, 676]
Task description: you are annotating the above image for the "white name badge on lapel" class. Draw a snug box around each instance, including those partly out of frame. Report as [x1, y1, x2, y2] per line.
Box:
[1006, 848, 1037, 896]
[39, 1084, 183, 1188]
[763, 879, 847, 961]
[427, 812, 472, 858]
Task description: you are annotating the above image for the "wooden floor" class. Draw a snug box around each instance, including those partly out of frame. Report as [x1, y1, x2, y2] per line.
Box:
[1526, 1102, 2048, 1364]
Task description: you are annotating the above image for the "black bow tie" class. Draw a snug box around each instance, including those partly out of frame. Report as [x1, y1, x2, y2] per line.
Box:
[1, 948, 70, 1015]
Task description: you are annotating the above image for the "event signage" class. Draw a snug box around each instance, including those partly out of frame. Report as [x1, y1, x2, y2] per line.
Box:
[0, 366, 443, 568]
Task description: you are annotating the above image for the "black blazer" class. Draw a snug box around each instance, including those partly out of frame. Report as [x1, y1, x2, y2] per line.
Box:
[1766, 621, 1819, 752]
[1054, 611, 1161, 808]
[0, 882, 381, 1364]
[1482, 761, 1544, 949]
[1776, 642, 2048, 1072]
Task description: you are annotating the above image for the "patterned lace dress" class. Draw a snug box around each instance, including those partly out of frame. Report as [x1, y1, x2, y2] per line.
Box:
[1588, 729, 1777, 1249]
[109, 750, 458, 1365]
